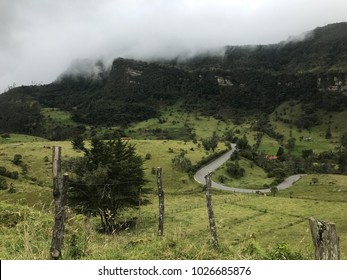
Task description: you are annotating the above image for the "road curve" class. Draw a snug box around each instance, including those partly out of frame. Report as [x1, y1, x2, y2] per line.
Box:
[193, 144, 305, 193]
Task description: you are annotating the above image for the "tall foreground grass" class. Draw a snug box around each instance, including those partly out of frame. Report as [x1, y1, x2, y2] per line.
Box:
[2, 185, 347, 260]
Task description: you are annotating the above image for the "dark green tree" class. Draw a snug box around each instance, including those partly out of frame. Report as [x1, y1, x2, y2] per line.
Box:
[236, 135, 250, 150]
[285, 137, 296, 154]
[71, 134, 85, 151]
[226, 161, 245, 179]
[276, 146, 284, 157]
[201, 131, 220, 152]
[270, 186, 278, 197]
[302, 149, 313, 159]
[325, 125, 332, 139]
[341, 132, 347, 149]
[64, 138, 145, 234]
[209, 131, 219, 152]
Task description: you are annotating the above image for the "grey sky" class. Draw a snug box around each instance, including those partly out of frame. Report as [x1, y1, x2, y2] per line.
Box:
[0, 0, 346, 93]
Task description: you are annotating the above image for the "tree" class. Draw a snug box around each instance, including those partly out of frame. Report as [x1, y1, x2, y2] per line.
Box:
[226, 161, 245, 179]
[270, 186, 278, 197]
[172, 153, 192, 172]
[302, 149, 313, 159]
[71, 135, 85, 151]
[201, 131, 219, 152]
[325, 125, 332, 139]
[285, 137, 296, 153]
[341, 132, 347, 149]
[209, 131, 219, 152]
[64, 138, 145, 234]
[236, 135, 250, 150]
[276, 146, 284, 157]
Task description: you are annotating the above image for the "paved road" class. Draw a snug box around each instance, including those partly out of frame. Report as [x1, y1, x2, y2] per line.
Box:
[193, 144, 305, 193]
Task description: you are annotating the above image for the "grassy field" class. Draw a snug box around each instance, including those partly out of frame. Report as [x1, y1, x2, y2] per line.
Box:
[125, 107, 256, 142]
[212, 157, 274, 190]
[1, 135, 347, 260]
[270, 101, 347, 155]
[41, 108, 77, 128]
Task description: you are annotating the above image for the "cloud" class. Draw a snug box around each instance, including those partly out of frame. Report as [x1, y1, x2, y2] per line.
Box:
[1, 0, 347, 92]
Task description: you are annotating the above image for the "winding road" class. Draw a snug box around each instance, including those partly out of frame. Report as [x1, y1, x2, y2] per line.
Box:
[193, 143, 305, 193]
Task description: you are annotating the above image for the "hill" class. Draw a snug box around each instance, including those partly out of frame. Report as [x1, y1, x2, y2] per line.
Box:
[183, 22, 347, 73]
[1, 22, 347, 139]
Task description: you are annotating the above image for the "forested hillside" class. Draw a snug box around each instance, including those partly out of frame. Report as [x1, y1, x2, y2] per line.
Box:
[1, 22, 347, 139]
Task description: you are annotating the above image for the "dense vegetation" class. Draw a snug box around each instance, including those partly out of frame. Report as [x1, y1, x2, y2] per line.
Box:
[1, 23, 347, 140]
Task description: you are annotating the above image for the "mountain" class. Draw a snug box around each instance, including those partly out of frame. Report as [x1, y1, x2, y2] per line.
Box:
[182, 22, 347, 73]
[1, 22, 347, 139]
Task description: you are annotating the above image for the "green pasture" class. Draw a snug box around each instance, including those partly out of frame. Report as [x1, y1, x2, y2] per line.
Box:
[1, 136, 347, 260]
[125, 108, 255, 142]
[212, 157, 274, 190]
[41, 108, 77, 128]
[270, 101, 347, 155]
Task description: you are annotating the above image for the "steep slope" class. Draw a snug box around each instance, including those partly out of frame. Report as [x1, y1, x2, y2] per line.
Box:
[1, 22, 347, 139]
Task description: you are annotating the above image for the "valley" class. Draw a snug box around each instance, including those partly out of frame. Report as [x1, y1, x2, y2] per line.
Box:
[1, 22, 347, 260]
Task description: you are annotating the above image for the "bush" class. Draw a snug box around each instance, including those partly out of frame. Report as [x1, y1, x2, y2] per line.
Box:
[0, 177, 8, 190]
[230, 150, 240, 161]
[12, 154, 23, 165]
[0, 210, 23, 227]
[9, 171, 19, 179]
[265, 242, 304, 260]
[67, 233, 87, 260]
[145, 153, 152, 160]
[172, 154, 193, 173]
[0, 166, 7, 176]
[218, 175, 227, 183]
[270, 186, 278, 196]
[226, 161, 245, 179]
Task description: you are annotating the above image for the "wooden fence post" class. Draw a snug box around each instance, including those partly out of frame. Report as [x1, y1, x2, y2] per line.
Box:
[309, 217, 340, 260]
[157, 167, 164, 236]
[205, 173, 219, 249]
[50, 146, 67, 259]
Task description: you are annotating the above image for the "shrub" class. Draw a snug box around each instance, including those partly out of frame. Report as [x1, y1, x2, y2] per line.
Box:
[270, 186, 278, 196]
[172, 154, 192, 173]
[0, 177, 8, 190]
[226, 161, 245, 179]
[145, 153, 152, 160]
[0, 166, 7, 176]
[9, 171, 19, 179]
[265, 242, 304, 260]
[12, 154, 23, 165]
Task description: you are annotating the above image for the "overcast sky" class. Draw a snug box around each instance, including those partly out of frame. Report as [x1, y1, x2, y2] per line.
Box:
[1, 0, 346, 93]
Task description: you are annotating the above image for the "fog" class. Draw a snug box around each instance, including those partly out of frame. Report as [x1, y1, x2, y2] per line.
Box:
[1, 0, 346, 92]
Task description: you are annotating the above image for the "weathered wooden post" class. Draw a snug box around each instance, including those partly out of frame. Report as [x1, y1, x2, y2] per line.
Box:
[157, 167, 164, 236]
[309, 217, 340, 260]
[50, 146, 67, 259]
[205, 173, 219, 249]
